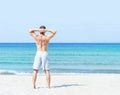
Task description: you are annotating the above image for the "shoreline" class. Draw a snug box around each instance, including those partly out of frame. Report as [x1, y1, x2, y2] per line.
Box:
[1, 72, 120, 76]
[1, 69, 120, 76]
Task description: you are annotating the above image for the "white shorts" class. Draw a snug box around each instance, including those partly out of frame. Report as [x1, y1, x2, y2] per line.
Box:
[33, 51, 49, 70]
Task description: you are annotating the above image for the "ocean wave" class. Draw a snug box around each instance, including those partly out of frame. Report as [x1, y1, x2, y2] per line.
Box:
[0, 70, 33, 75]
[0, 70, 18, 75]
[0, 70, 81, 75]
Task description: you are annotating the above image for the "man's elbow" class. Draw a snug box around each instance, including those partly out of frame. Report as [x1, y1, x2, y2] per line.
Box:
[29, 29, 34, 33]
[54, 30, 57, 34]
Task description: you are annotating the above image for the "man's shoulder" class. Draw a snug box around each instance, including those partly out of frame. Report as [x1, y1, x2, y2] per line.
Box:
[35, 35, 39, 38]
[45, 35, 50, 40]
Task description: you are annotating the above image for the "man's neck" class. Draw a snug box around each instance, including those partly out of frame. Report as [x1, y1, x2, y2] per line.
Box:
[40, 33, 45, 35]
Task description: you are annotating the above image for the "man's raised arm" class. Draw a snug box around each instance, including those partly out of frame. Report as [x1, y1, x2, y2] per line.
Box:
[46, 29, 57, 40]
[29, 29, 39, 38]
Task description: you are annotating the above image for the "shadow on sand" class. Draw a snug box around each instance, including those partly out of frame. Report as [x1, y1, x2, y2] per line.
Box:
[51, 83, 85, 88]
[37, 84, 85, 89]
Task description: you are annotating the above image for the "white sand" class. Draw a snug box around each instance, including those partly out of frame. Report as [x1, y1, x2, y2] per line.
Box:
[0, 74, 120, 95]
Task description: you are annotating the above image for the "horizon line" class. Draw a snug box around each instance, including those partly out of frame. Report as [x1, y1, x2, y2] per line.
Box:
[0, 42, 120, 44]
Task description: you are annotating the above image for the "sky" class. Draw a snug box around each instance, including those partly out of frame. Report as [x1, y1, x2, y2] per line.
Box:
[0, 0, 120, 43]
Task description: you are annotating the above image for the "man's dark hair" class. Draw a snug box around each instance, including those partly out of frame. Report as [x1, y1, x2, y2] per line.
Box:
[39, 25, 46, 29]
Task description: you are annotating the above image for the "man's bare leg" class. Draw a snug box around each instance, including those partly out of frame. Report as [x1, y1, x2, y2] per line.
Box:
[32, 70, 38, 89]
[44, 70, 51, 88]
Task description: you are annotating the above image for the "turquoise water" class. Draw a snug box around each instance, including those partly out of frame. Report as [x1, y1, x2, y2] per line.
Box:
[0, 43, 120, 75]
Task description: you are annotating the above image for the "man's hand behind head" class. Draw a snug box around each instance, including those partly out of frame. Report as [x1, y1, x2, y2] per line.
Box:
[39, 29, 46, 33]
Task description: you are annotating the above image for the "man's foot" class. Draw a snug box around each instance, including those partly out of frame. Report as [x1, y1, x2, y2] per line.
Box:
[48, 86, 50, 89]
[33, 85, 36, 89]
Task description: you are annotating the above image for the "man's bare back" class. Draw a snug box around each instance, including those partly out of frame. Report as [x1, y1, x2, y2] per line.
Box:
[29, 27, 56, 51]
[35, 35, 49, 51]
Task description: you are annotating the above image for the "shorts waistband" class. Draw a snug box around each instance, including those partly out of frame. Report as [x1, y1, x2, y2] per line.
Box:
[36, 51, 48, 54]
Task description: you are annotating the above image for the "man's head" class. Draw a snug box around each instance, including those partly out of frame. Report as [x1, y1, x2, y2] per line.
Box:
[40, 25, 46, 29]
[39, 25, 46, 35]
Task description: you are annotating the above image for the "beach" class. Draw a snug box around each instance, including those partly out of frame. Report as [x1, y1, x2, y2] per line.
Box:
[0, 74, 120, 95]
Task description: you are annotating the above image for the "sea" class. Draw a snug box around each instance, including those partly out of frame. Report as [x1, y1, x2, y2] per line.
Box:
[0, 43, 120, 75]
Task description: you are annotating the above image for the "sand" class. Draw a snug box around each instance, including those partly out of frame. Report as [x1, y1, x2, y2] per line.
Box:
[0, 74, 120, 95]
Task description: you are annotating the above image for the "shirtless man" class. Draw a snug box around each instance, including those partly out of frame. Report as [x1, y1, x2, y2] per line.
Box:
[29, 25, 56, 89]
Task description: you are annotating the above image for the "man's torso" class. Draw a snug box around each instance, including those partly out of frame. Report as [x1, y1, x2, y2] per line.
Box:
[35, 35, 49, 51]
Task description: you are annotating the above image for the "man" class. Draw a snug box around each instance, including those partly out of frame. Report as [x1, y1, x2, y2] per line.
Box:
[29, 25, 56, 89]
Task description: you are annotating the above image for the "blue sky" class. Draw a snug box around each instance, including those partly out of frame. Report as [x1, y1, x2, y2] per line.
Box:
[0, 0, 120, 43]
